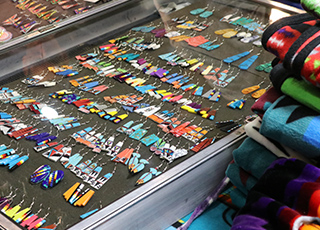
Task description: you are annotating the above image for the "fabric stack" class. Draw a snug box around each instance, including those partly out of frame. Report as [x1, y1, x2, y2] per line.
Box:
[232, 158, 320, 229]
[230, 1, 320, 228]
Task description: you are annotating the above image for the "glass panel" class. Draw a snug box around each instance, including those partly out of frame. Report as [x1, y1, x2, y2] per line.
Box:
[0, 0, 131, 50]
[0, 0, 301, 228]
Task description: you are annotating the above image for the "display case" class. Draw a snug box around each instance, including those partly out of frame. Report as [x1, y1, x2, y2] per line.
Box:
[0, 0, 303, 229]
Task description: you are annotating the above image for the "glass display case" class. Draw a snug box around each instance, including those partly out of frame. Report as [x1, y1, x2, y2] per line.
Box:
[0, 0, 303, 229]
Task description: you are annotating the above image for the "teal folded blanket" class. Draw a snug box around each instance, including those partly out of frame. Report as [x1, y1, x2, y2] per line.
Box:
[233, 137, 278, 179]
[261, 95, 320, 159]
[226, 161, 258, 195]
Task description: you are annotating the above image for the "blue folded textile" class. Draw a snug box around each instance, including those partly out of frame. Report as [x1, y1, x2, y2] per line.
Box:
[260, 95, 320, 159]
[226, 161, 258, 195]
[233, 137, 278, 179]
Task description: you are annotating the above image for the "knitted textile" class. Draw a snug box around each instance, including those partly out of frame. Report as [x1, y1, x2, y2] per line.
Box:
[301, 0, 320, 19]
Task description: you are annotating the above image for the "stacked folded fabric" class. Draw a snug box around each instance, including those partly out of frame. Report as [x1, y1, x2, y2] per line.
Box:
[250, 87, 282, 117]
[230, 2, 320, 228]
[226, 160, 258, 195]
[261, 95, 320, 159]
[185, 3, 320, 228]
[232, 158, 320, 230]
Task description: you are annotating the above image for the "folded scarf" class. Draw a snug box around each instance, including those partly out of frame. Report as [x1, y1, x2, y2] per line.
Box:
[262, 13, 316, 62]
[228, 187, 247, 209]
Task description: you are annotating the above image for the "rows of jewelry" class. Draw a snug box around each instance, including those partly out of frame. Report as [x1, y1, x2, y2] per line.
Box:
[68, 11, 270, 105]
[100, 33, 263, 80]
[130, 4, 265, 48]
[0, 163, 104, 226]
[71, 44, 262, 112]
[1, 0, 98, 40]
[18, 6, 271, 120]
[125, 4, 271, 95]
[0, 0, 264, 211]
[133, 5, 265, 40]
[0, 87, 84, 133]
[0, 7, 265, 178]
[0, 82, 218, 150]
[0, 84, 218, 180]
[0, 108, 174, 221]
[0, 188, 61, 229]
[0, 84, 243, 189]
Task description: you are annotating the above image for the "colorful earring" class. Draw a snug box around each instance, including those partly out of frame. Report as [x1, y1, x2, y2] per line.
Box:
[216, 119, 242, 133]
[128, 144, 142, 173]
[30, 165, 51, 184]
[63, 183, 95, 206]
[190, 6, 208, 15]
[112, 144, 134, 165]
[12, 198, 35, 223]
[41, 170, 64, 189]
[80, 202, 101, 219]
[91, 164, 117, 190]
[71, 156, 95, 176]
[238, 51, 261, 70]
[227, 98, 246, 109]
[199, 7, 215, 18]
[223, 49, 253, 63]
[38, 216, 61, 229]
[128, 147, 152, 174]
[83, 162, 106, 184]
[135, 161, 168, 185]
[241, 81, 265, 94]
[5, 195, 25, 218]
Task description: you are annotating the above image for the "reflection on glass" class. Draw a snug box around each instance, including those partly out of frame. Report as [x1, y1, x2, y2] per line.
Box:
[40, 106, 59, 119]
[269, 8, 291, 23]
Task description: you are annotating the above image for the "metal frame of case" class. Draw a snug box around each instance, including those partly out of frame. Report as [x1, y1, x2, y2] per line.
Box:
[70, 129, 245, 230]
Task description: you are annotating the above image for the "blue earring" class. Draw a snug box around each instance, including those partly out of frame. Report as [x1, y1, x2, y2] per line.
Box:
[223, 49, 253, 63]
[238, 52, 261, 70]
